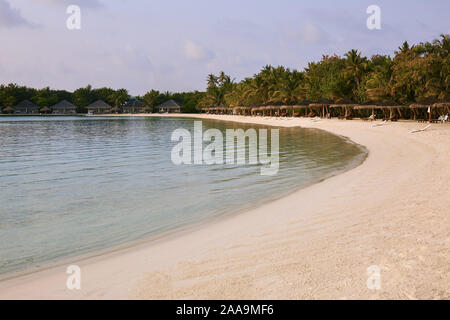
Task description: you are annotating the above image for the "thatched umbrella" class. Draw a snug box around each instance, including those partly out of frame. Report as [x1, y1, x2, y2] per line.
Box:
[353, 105, 385, 119]
[382, 106, 401, 120]
[240, 106, 251, 115]
[111, 106, 121, 114]
[2, 106, 15, 114]
[329, 104, 356, 119]
[263, 106, 272, 116]
[40, 106, 52, 114]
[432, 102, 450, 116]
[410, 104, 432, 122]
[290, 105, 308, 117]
[251, 107, 262, 116]
[309, 103, 331, 117]
[280, 105, 294, 116]
[142, 106, 153, 113]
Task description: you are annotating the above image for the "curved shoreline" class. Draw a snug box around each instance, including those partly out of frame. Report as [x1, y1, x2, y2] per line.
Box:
[0, 115, 448, 299]
[0, 117, 366, 281]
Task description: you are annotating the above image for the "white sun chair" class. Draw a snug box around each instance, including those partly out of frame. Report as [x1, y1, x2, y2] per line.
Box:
[372, 120, 387, 127]
[438, 114, 448, 123]
[409, 124, 431, 133]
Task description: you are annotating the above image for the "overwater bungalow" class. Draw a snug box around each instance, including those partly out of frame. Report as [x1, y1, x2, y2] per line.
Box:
[15, 100, 40, 114]
[50, 100, 77, 114]
[157, 99, 181, 113]
[87, 100, 112, 114]
[123, 100, 148, 113]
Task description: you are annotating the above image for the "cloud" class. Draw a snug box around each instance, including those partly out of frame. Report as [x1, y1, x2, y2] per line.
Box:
[0, 0, 33, 27]
[184, 40, 214, 62]
[296, 23, 324, 45]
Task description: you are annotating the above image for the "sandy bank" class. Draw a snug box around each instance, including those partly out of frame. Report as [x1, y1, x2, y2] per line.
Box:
[0, 115, 449, 299]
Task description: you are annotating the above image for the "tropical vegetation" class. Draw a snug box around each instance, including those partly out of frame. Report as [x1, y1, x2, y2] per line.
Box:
[1, 34, 448, 113]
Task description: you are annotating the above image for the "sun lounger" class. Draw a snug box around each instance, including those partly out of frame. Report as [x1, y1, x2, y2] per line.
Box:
[372, 120, 387, 127]
[409, 124, 431, 133]
[438, 114, 448, 123]
[363, 114, 376, 121]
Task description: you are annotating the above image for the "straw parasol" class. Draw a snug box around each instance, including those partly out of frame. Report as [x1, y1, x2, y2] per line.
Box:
[410, 103, 432, 121]
[432, 102, 450, 115]
[39, 106, 52, 114]
[110, 106, 121, 114]
[2, 106, 15, 114]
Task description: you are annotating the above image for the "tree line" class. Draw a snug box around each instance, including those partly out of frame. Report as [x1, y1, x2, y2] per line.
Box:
[200, 34, 449, 108]
[1, 34, 448, 113]
[0, 84, 204, 113]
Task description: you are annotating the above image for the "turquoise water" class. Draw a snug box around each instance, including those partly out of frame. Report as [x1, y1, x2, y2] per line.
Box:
[0, 116, 366, 275]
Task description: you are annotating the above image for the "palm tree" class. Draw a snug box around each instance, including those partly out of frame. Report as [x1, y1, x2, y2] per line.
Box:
[398, 41, 410, 54]
[344, 49, 367, 94]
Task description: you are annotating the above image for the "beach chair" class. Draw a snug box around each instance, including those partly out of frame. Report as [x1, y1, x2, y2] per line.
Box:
[363, 114, 376, 121]
[409, 124, 431, 133]
[438, 114, 448, 123]
[372, 120, 387, 127]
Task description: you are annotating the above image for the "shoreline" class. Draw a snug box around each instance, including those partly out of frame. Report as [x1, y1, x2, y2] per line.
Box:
[0, 115, 448, 299]
[0, 116, 367, 281]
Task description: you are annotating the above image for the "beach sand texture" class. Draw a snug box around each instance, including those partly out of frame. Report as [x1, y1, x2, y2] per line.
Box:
[0, 115, 449, 299]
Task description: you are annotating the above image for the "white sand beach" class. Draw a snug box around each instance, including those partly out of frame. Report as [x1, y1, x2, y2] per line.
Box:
[0, 115, 449, 300]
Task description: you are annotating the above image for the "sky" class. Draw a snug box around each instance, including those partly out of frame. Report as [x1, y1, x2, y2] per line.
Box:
[0, 0, 449, 96]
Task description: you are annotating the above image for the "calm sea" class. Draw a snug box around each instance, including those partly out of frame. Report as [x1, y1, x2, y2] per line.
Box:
[0, 116, 366, 275]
